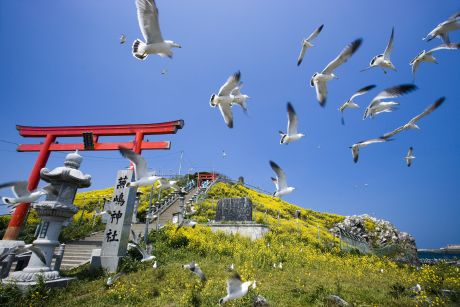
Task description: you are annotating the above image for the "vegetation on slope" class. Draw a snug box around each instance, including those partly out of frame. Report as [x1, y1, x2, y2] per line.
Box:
[1, 182, 459, 306]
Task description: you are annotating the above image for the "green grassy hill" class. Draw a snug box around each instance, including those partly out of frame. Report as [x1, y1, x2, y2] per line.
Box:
[1, 182, 459, 306]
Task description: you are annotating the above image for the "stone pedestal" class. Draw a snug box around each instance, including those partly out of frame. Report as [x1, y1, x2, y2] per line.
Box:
[4, 151, 91, 287]
[91, 170, 137, 273]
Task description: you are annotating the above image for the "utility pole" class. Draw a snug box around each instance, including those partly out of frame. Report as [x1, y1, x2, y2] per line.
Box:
[144, 184, 154, 245]
[178, 151, 184, 176]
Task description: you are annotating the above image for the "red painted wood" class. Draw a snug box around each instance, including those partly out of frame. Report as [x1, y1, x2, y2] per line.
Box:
[17, 141, 171, 152]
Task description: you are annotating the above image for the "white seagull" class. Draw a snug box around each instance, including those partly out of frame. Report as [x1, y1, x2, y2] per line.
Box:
[424, 11, 460, 44]
[382, 97, 445, 139]
[94, 205, 113, 217]
[410, 43, 460, 81]
[297, 24, 324, 66]
[363, 84, 417, 119]
[120, 34, 127, 44]
[157, 178, 179, 190]
[405, 147, 415, 167]
[129, 230, 156, 262]
[310, 38, 362, 106]
[230, 85, 249, 113]
[132, 0, 181, 60]
[210, 71, 248, 128]
[2, 244, 47, 265]
[107, 271, 125, 286]
[183, 262, 206, 281]
[350, 138, 389, 163]
[219, 273, 255, 305]
[118, 147, 161, 187]
[362, 27, 396, 73]
[0, 181, 57, 206]
[339, 85, 376, 125]
[279, 102, 305, 144]
[270, 161, 294, 197]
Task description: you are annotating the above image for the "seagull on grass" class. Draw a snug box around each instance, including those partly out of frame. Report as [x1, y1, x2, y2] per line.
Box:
[183, 261, 206, 281]
[339, 85, 376, 124]
[270, 161, 294, 197]
[210, 71, 248, 128]
[219, 273, 255, 305]
[0, 181, 57, 206]
[118, 147, 161, 187]
[107, 271, 125, 286]
[424, 11, 460, 44]
[362, 27, 396, 73]
[363, 84, 417, 119]
[297, 24, 324, 66]
[405, 147, 415, 167]
[410, 43, 460, 81]
[310, 38, 362, 106]
[350, 138, 389, 163]
[132, 0, 181, 60]
[382, 97, 445, 139]
[279, 102, 305, 144]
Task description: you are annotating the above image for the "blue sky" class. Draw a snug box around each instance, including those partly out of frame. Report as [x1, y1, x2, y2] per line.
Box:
[0, 1, 459, 248]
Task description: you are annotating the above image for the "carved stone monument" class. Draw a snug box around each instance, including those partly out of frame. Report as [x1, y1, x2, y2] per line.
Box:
[216, 197, 252, 222]
[4, 151, 91, 288]
[90, 169, 137, 273]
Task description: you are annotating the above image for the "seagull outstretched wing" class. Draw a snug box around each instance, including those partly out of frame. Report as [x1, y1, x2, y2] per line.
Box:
[136, 0, 163, 44]
[119, 147, 148, 180]
[322, 39, 362, 74]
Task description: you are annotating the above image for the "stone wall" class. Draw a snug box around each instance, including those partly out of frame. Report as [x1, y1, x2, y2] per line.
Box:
[209, 223, 269, 241]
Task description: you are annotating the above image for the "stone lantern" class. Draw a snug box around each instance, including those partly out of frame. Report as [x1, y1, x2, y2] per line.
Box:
[6, 151, 91, 286]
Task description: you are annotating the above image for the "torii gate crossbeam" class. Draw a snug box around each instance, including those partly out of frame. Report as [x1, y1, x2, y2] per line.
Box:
[3, 120, 184, 240]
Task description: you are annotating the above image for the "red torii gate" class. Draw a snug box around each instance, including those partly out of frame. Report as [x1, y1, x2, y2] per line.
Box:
[4, 120, 184, 240]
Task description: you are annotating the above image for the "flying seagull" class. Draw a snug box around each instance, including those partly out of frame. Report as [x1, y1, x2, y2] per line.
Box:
[363, 84, 417, 119]
[157, 178, 179, 190]
[297, 24, 324, 66]
[279, 102, 305, 144]
[269, 161, 294, 197]
[339, 85, 376, 125]
[382, 97, 445, 139]
[350, 138, 389, 163]
[94, 205, 114, 217]
[132, 0, 181, 60]
[1, 244, 47, 265]
[310, 38, 362, 106]
[219, 273, 255, 305]
[424, 11, 460, 44]
[362, 27, 396, 73]
[0, 181, 57, 206]
[405, 147, 415, 167]
[129, 230, 155, 262]
[176, 219, 197, 231]
[183, 262, 206, 281]
[120, 34, 127, 44]
[107, 271, 125, 286]
[210, 71, 248, 128]
[230, 85, 249, 113]
[118, 147, 161, 187]
[410, 43, 460, 81]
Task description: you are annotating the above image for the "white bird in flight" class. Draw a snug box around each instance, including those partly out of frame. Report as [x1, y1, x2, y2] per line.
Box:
[129, 230, 156, 262]
[270, 161, 295, 197]
[424, 11, 460, 44]
[339, 85, 376, 125]
[382, 97, 445, 139]
[310, 38, 362, 106]
[118, 147, 161, 187]
[107, 271, 125, 286]
[409, 43, 460, 81]
[219, 273, 255, 305]
[183, 261, 207, 281]
[297, 24, 324, 66]
[350, 138, 389, 163]
[94, 205, 113, 217]
[132, 0, 181, 60]
[405, 147, 415, 167]
[157, 178, 179, 190]
[363, 84, 417, 119]
[279, 102, 305, 144]
[120, 34, 127, 44]
[210, 71, 248, 128]
[0, 181, 57, 207]
[362, 27, 396, 73]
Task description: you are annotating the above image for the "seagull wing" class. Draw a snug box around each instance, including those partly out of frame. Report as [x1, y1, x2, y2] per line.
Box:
[448, 11, 460, 20]
[366, 84, 417, 115]
[306, 24, 324, 42]
[131, 229, 139, 244]
[41, 185, 58, 196]
[218, 102, 234, 128]
[287, 102, 298, 135]
[382, 125, 405, 139]
[349, 85, 376, 101]
[322, 38, 362, 74]
[407, 147, 413, 157]
[270, 161, 288, 190]
[0, 181, 29, 198]
[351, 145, 359, 163]
[314, 79, 328, 106]
[426, 43, 460, 55]
[271, 177, 279, 191]
[130, 241, 148, 258]
[297, 43, 308, 66]
[383, 27, 394, 59]
[136, 0, 163, 44]
[194, 265, 207, 281]
[119, 147, 148, 180]
[227, 273, 243, 295]
[408, 97, 445, 125]
[218, 71, 241, 96]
